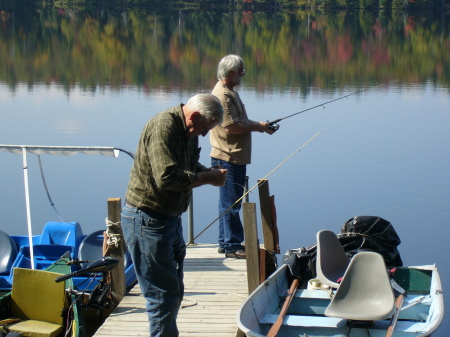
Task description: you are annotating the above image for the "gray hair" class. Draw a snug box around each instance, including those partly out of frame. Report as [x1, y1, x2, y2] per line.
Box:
[217, 54, 243, 80]
[186, 94, 224, 124]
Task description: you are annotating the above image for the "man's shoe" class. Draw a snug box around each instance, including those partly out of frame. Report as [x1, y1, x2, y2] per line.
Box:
[218, 247, 225, 254]
[225, 250, 246, 259]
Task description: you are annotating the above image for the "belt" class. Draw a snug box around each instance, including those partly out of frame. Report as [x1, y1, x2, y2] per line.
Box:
[125, 201, 181, 218]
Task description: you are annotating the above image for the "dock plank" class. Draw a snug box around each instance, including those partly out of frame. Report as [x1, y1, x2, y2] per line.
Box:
[93, 243, 248, 337]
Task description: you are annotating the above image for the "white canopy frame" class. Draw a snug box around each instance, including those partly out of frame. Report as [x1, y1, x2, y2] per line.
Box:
[0, 145, 134, 269]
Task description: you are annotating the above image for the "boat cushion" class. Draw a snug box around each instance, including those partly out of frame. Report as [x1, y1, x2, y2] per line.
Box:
[7, 319, 63, 337]
[11, 268, 68, 325]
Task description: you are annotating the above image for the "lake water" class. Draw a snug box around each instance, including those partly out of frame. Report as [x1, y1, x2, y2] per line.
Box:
[0, 4, 449, 335]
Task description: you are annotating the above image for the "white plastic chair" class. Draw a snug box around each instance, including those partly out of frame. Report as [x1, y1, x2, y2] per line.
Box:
[324, 251, 395, 321]
[316, 229, 349, 288]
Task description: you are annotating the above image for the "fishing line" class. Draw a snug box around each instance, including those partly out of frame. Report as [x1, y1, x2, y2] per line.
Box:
[268, 80, 399, 131]
[187, 129, 324, 246]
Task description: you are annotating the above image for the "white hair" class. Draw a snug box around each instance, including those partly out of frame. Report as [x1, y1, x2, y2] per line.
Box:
[186, 94, 224, 124]
[217, 54, 243, 80]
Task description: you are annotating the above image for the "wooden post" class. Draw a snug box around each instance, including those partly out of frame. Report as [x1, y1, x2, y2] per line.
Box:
[258, 179, 276, 253]
[243, 202, 260, 294]
[258, 179, 279, 280]
[106, 197, 126, 304]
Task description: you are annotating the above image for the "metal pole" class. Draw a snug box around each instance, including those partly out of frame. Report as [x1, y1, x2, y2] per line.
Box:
[244, 175, 249, 202]
[22, 147, 35, 269]
[188, 197, 194, 244]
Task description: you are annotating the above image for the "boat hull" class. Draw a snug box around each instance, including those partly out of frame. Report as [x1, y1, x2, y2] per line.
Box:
[237, 263, 444, 337]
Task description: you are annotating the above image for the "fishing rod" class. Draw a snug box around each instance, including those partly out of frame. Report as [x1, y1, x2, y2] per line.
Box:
[267, 80, 399, 132]
[186, 129, 324, 246]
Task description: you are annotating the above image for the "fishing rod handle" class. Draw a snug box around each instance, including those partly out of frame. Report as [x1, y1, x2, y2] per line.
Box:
[267, 120, 280, 132]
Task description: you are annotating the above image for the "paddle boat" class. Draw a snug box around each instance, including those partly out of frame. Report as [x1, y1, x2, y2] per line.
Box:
[0, 254, 119, 337]
[0, 222, 136, 294]
[0, 145, 137, 301]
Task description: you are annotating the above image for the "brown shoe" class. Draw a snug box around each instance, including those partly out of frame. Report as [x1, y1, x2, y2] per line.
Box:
[225, 250, 246, 259]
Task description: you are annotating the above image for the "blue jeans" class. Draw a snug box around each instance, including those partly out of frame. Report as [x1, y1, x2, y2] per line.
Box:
[121, 203, 186, 337]
[211, 158, 246, 252]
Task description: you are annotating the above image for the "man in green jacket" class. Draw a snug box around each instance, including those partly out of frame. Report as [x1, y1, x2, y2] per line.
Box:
[122, 93, 227, 337]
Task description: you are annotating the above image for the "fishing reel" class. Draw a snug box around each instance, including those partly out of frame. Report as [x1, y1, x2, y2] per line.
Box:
[267, 120, 280, 132]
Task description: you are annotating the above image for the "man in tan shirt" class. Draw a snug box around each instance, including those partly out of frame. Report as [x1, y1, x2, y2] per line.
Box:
[210, 54, 274, 259]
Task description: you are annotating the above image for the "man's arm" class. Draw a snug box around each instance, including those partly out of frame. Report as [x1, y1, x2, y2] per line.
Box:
[225, 120, 274, 135]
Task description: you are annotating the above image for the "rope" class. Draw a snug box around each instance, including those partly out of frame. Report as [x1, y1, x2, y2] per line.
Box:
[338, 231, 399, 248]
[227, 292, 248, 298]
[105, 217, 125, 255]
[181, 298, 198, 308]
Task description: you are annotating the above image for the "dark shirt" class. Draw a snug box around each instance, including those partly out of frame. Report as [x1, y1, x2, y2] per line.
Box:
[125, 104, 206, 214]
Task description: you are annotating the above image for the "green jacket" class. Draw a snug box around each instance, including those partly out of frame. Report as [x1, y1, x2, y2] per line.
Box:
[125, 104, 206, 214]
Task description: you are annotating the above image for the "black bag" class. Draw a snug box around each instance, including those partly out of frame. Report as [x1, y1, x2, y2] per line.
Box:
[283, 216, 403, 281]
[282, 244, 317, 287]
[339, 215, 403, 267]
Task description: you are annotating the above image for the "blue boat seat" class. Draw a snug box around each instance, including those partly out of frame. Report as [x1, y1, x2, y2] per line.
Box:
[316, 230, 349, 288]
[324, 251, 395, 321]
[40, 221, 83, 252]
[0, 230, 18, 274]
[7, 245, 72, 271]
[78, 230, 106, 268]
[78, 230, 132, 269]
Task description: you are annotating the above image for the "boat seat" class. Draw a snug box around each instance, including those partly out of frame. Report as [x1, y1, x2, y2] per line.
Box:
[78, 230, 106, 268]
[0, 230, 18, 274]
[40, 221, 83, 255]
[6, 268, 68, 337]
[324, 252, 395, 321]
[316, 230, 349, 288]
[79, 230, 131, 269]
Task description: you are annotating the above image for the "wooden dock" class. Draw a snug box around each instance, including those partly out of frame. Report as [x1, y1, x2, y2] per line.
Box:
[93, 243, 248, 337]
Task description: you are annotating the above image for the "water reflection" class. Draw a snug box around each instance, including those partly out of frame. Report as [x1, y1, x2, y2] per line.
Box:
[0, 7, 448, 92]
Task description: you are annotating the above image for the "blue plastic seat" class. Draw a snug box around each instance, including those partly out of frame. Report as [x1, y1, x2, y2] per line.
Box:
[78, 230, 106, 268]
[0, 230, 18, 274]
[40, 221, 83, 247]
[79, 230, 132, 269]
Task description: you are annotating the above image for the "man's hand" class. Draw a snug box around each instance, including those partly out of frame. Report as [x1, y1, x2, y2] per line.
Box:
[207, 168, 228, 186]
[259, 121, 275, 135]
[191, 168, 228, 188]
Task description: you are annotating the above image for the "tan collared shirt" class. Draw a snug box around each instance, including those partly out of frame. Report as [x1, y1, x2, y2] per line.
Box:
[210, 81, 252, 165]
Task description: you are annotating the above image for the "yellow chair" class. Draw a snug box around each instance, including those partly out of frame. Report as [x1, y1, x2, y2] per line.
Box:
[6, 268, 68, 337]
